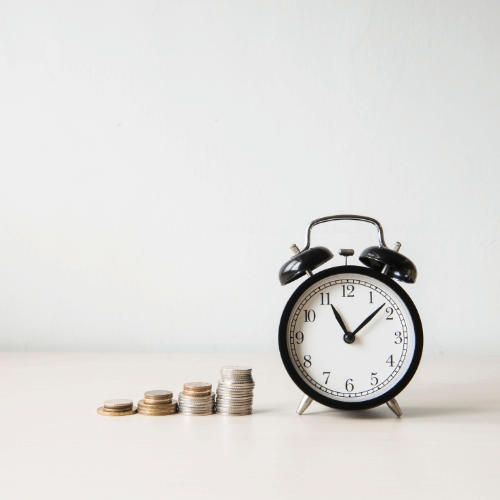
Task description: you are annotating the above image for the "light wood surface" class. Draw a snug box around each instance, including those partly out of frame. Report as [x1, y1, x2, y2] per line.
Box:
[0, 354, 498, 499]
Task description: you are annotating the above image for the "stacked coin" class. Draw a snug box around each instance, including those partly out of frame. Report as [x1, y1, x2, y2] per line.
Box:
[216, 366, 254, 416]
[97, 399, 137, 416]
[178, 382, 215, 416]
[137, 390, 177, 416]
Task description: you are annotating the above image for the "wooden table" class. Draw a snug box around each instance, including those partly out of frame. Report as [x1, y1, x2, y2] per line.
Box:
[0, 353, 498, 499]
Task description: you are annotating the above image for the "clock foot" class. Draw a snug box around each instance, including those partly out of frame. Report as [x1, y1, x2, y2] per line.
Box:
[386, 398, 402, 417]
[296, 395, 313, 415]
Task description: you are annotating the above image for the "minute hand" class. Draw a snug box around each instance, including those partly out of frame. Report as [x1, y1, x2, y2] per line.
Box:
[352, 303, 386, 336]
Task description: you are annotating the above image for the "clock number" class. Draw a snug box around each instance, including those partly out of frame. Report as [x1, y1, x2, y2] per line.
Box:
[386, 307, 394, 320]
[369, 291, 373, 303]
[323, 372, 331, 384]
[371, 373, 378, 386]
[386, 355, 395, 367]
[304, 310, 316, 322]
[320, 293, 330, 305]
[345, 379, 354, 392]
[295, 331, 304, 344]
[303, 355, 312, 368]
[342, 285, 355, 297]
[394, 331, 402, 344]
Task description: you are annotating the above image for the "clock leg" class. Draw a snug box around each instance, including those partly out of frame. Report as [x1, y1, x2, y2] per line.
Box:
[296, 395, 313, 415]
[386, 398, 402, 417]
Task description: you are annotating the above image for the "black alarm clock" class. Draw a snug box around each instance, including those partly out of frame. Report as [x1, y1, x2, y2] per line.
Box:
[278, 215, 423, 417]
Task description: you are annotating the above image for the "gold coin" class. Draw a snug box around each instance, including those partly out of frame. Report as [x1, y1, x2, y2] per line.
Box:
[144, 390, 173, 400]
[183, 382, 212, 392]
[100, 406, 133, 413]
[97, 406, 137, 416]
[103, 399, 134, 409]
[138, 399, 177, 409]
[138, 409, 177, 416]
[143, 398, 172, 404]
[182, 391, 211, 398]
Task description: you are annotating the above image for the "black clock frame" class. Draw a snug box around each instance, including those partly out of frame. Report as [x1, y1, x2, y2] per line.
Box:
[278, 265, 424, 411]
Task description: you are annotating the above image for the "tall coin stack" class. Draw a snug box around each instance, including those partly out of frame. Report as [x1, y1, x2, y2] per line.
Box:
[137, 390, 177, 416]
[178, 382, 215, 416]
[97, 399, 137, 416]
[216, 366, 254, 416]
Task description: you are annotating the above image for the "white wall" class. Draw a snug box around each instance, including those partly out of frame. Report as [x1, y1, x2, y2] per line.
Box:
[1, 0, 499, 354]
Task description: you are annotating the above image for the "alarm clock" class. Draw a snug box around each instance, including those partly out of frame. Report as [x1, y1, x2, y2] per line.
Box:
[278, 215, 423, 417]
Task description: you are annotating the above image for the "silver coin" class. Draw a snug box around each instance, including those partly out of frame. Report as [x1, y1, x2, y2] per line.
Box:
[178, 404, 214, 408]
[180, 413, 214, 416]
[219, 379, 254, 383]
[178, 392, 215, 399]
[178, 396, 215, 402]
[217, 389, 253, 394]
[178, 399, 215, 405]
[216, 402, 252, 406]
[216, 400, 253, 405]
[179, 408, 214, 415]
[218, 380, 255, 386]
[180, 407, 214, 412]
[221, 372, 252, 377]
[217, 385, 254, 394]
[216, 411, 252, 416]
[179, 406, 214, 411]
[216, 392, 253, 398]
[217, 394, 253, 398]
[178, 392, 215, 397]
[103, 399, 134, 409]
[217, 388, 254, 394]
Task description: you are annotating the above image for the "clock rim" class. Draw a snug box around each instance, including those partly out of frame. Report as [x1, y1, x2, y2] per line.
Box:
[278, 265, 424, 411]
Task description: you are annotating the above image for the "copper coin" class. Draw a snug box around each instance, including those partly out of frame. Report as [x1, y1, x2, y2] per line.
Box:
[144, 390, 173, 400]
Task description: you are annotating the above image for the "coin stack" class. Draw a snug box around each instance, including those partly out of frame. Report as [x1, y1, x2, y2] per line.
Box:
[216, 366, 254, 416]
[178, 382, 215, 416]
[137, 390, 177, 416]
[97, 399, 137, 416]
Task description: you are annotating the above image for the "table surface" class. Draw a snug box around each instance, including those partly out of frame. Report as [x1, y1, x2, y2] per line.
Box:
[0, 353, 498, 499]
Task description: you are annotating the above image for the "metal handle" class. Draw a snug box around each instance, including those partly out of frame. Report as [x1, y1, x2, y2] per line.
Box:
[302, 215, 388, 251]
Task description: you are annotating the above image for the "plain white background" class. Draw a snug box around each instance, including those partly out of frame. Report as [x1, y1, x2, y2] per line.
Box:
[0, 0, 499, 354]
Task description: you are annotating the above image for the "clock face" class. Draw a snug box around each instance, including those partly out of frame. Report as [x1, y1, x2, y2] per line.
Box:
[279, 266, 423, 410]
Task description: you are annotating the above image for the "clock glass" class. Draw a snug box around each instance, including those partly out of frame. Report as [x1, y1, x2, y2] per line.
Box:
[280, 266, 423, 409]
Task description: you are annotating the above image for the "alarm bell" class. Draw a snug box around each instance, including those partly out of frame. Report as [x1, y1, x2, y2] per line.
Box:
[279, 246, 333, 286]
[359, 245, 417, 283]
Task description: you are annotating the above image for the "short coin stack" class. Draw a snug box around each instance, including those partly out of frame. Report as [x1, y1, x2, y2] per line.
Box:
[216, 366, 254, 416]
[137, 390, 177, 416]
[97, 399, 137, 416]
[178, 382, 215, 416]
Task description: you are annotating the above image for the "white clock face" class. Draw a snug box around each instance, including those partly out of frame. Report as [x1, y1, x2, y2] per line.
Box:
[286, 272, 416, 403]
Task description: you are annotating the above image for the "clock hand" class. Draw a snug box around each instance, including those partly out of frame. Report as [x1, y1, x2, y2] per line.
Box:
[351, 303, 386, 336]
[330, 304, 349, 335]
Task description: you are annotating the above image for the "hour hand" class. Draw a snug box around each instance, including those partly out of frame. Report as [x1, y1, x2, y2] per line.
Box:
[330, 304, 349, 335]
